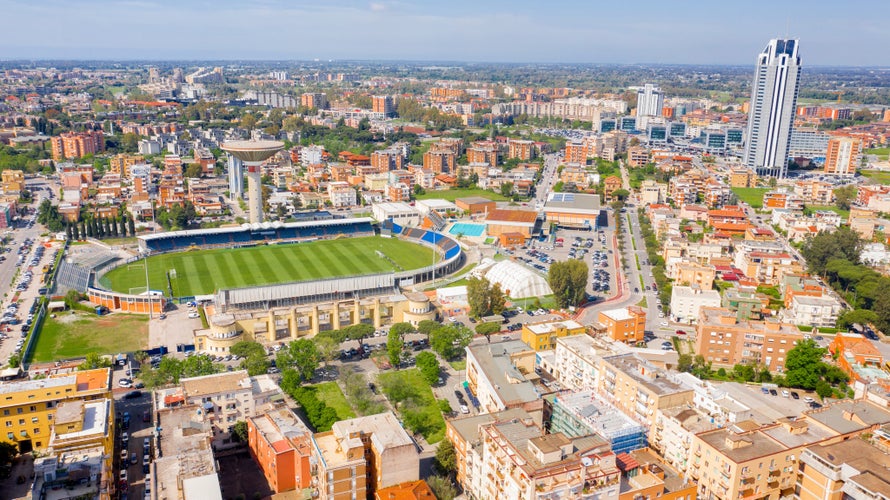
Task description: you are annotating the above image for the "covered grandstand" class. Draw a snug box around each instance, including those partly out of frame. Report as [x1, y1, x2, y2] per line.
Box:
[137, 218, 375, 254]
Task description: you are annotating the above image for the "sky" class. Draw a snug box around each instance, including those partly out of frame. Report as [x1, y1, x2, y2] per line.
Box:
[1, 0, 888, 66]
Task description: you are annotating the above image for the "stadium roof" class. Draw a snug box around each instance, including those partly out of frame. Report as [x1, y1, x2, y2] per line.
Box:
[138, 217, 373, 242]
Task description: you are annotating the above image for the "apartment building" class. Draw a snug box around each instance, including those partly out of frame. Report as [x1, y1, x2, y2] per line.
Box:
[639, 179, 667, 205]
[670, 285, 721, 324]
[422, 150, 456, 174]
[520, 319, 585, 351]
[794, 179, 835, 205]
[372, 95, 395, 117]
[651, 406, 716, 475]
[507, 139, 535, 160]
[553, 334, 616, 392]
[603, 175, 623, 201]
[467, 142, 499, 166]
[312, 411, 419, 500]
[781, 292, 843, 328]
[763, 190, 805, 211]
[328, 181, 357, 208]
[152, 402, 224, 500]
[597, 307, 646, 344]
[824, 136, 861, 175]
[797, 436, 890, 500]
[564, 140, 587, 164]
[626, 146, 650, 168]
[466, 340, 539, 414]
[301, 92, 328, 110]
[50, 130, 104, 160]
[616, 449, 698, 500]
[695, 307, 803, 371]
[668, 177, 697, 206]
[247, 407, 313, 493]
[476, 418, 621, 500]
[597, 354, 693, 427]
[733, 240, 803, 286]
[371, 148, 404, 172]
[544, 390, 647, 454]
[0, 368, 112, 453]
[1, 168, 26, 194]
[730, 168, 755, 188]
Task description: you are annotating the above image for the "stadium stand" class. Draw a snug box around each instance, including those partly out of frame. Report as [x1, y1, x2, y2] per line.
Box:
[53, 261, 92, 294]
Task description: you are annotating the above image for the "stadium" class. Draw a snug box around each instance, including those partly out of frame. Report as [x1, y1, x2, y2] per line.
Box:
[81, 217, 464, 311]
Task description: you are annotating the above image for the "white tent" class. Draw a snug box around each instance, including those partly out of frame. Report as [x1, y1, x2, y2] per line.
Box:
[483, 260, 553, 299]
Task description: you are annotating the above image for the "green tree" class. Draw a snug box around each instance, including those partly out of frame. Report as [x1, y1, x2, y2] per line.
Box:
[548, 259, 589, 308]
[834, 185, 857, 211]
[434, 439, 457, 476]
[78, 352, 111, 370]
[0, 441, 17, 469]
[612, 188, 630, 201]
[426, 475, 457, 500]
[232, 421, 249, 443]
[466, 277, 506, 318]
[500, 182, 514, 198]
[185, 163, 203, 178]
[416, 351, 440, 385]
[280, 339, 319, 382]
[474, 322, 501, 341]
[732, 362, 757, 382]
[387, 327, 405, 369]
[784, 339, 827, 390]
[8, 353, 21, 369]
[128, 216, 136, 236]
[837, 309, 879, 330]
[314, 336, 340, 368]
[429, 324, 472, 360]
[417, 319, 439, 339]
[230, 341, 265, 359]
[800, 227, 863, 275]
[240, 112, 258, 132]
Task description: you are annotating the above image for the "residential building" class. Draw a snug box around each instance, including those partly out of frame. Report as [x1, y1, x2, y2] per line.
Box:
[730, 168, 755, 188]
[152, 401, 224, 500]
[797, 435, 890, 500]
[763, 190, 805, 211]
[616, 449, 697, 500]
[422, 150, 457, 174]
[597, 307, 646, 344]
[372, 95, 395, 117]
[651, 406, 716, 475]
[312, 411, 419, 500]
[828, 333, 890, 392]
[743, 39, 801, 178]
[476, 418, 621, 500]
[781, 292, 843, 328]
[627, 146, 650, 168]
[553, 334, 615, 392]
[1, 169, 25, 194]
[32, 446, 111, 500]
[301, 92, 328, 110]
[639, 179, 666, 205]
[670, 285, 722, 324]
[50, 130, 105, 160]
[328, 181, 357, 208]
[371, 148, 404, 172]
[824, 136, 861, 175]
[603, 176, 623, 201]
[596, 354, 693, 427]
[507, 139, 536, 160]
[247, 407, 313, 493]
[544, 390, 647, 454]
[466, 340, 540, 414]
[520, 319, 585, 351]
[374, 480, 436, 500]
[0, 368, 112, 453]
[695, 307, 803, 371]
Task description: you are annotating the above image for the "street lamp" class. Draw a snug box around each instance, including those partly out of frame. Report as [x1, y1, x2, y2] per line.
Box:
[141, 248, 152, 320]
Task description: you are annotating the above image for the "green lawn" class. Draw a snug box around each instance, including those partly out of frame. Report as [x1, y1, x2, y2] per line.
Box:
[865, 147, 890, 159]
[414, 188, 509, 202]
[731, 187, 769, 208]
[807, 205, 850, 219]
[100, 236, 434, 296]
[377, 369, 446, 443]
[312, 382, 356, 421]
[860, 170, 890, 185]
[30, 311, 149, 363]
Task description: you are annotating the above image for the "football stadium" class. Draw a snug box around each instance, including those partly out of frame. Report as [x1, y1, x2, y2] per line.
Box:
[91, 217, 464, 307]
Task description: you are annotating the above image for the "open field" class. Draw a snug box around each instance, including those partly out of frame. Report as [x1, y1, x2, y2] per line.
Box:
[378, 368, 446, 443]
[731, 187, 769, 208]
[414, 188, 509, 202]
[861, 170, 890, 185]
[30, 311, 148, 362]
[101, 236, 435, 296]
[807, 205, 850, 219]
[313, 382, 356, 421]
[865, 147, 890, 159]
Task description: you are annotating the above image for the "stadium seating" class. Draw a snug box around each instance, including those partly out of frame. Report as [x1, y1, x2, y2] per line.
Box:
[54, 261, 92, 294]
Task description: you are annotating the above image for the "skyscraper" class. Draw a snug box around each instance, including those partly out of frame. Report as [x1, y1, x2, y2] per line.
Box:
[635, 84, 663, 131]
[744, 39, 801, 178]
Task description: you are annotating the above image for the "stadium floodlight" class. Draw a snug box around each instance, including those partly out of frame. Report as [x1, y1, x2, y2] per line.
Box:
[221, 140, 284, 224]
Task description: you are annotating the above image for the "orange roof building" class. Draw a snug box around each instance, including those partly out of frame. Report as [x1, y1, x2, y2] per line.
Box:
[485, 209, 538, 238]
[374, 480, 435, 500]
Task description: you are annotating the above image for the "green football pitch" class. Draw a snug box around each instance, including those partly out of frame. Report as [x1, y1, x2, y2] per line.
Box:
[100, 236, 436, 297]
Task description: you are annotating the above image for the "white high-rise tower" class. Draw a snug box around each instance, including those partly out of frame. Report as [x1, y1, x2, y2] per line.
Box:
[635, 84, 664, 131]
[744, 39, 801, 178]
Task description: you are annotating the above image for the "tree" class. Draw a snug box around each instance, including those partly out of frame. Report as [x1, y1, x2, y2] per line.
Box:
[426, 475, 457, 500]
[500, 182, 514, 197]
[240, 112, 258, 132]
[185, 163, 203, 178]
[64, 289, 82, 309]
[548, 259, 589, 308]
[416, 351, 440, 385]
[732, 362, 757, 382]
[434, 439, 457, 476]
[314, 336, 340, 368]
[475, 322, 501, 341]
[784, 339, 827, 390]
[231, 420, 249, 443]
[800, 227, 863, 275]
[417, 320, 439, 339]
[78, 352, 111, 370]
[466, 277, 506, 318]
[837, 309, 878, 330]
[834, 185, 857, 211]
[0, 441, 17, 469]
[677, 353, 693, 373]
[430, 324, 472, 360]
[387, 327, 405, 369]
[112, 217, 120, 237]
[280, 339, 319, 382]
[7, 353, 21, 369]
[612, 188, 630, 201]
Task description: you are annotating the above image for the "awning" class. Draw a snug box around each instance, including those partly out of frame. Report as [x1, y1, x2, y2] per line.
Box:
[164, 394, 185, 406]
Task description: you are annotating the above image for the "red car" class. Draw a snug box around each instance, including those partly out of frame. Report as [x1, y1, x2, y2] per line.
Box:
[675, 330, 687, 336]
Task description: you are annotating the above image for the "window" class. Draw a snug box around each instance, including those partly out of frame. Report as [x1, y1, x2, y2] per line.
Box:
[29, 406, 36, 412]
[18, 419, 24, 425]
[2, 410, 7, 416]
[31, 417, 38, 424]
[6, 433, 12, 440]
[33, 428, 39, 434]
[16, 408, 22, 414]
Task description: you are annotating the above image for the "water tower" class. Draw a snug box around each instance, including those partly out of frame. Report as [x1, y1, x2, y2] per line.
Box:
[221, 140, 284, 223]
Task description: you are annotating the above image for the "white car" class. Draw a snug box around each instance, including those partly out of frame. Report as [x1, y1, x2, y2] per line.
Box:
[460, 404, 469, 414]
[187, 312, 200, 319]
[659, 321, 668, 327]
[119, 379, 132, 388]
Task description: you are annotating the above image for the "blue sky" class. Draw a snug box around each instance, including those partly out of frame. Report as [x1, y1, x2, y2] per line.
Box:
[1, 0, 888, 65]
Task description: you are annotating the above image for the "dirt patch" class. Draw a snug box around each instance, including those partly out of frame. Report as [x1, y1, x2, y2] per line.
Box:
[54, 312, 81, 324]
[216, 450, 274, 500]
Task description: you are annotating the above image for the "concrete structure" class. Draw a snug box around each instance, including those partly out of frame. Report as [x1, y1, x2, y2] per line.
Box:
[520, 319, 585, 351]
[824, 136, 861, 175]
[798, 437, 890, 500]
[695, 307, 803, 371]
[152, 402, 223, 500]
[616, 449, 697, 500]
[597, 307, 646, 344]
[455, 196, 496, 215]
[542, 192, 604, 229]
[670, 285, 721, 324]
[374, 480, 436, 500]
[221, 140, 284, 223]
[466, 340, 540, 413]
[372, 201, 421, 227]
[544, 390, 648, 454]
[553, 334, 616, 392]
[743, 39, 801, 178]
[51, 130, 105, 160]
[597, 354, 693, 426]
[312, 411, 419, 500]
[227, 153, 244, 197]
[0, 368, 112, 454]
[1, 168, 25, 194]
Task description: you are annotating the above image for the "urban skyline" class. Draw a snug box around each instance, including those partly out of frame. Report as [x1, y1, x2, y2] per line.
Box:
[1, 0, 889, 65]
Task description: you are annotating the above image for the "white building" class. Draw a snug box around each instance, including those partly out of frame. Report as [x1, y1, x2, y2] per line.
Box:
[553, 334, 616, 392]
[300, 145, 324, 167]
[327, 181, 356, 208]
[861, 242, 890, 266]
[782, 293, 843, 328]
[653, 405, 716, 475]
[670, 285, 721, 324]
[466, 340, 539, 414]
[636, 84, 664, 131]
[415, 198, 458, 215]
[372, 201, 421, 227]
[743, 39, 801, 177]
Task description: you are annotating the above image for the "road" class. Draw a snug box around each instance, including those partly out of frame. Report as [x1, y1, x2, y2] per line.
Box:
[534, 153, 561, 208]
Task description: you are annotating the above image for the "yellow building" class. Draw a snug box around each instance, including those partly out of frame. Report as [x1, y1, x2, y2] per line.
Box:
[108, 153, 145, 177]
[730, 168, 755, 188]
[0, 368, 113, 453]
[798, 438, 890, 500]
[1, 169, 25, 194]
[520, 319, 585, 351]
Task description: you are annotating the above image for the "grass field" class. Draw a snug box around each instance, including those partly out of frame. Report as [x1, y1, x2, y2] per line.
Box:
[865, 147, 890, 159]
[101, 236, 435, 296]
[30, 311, 148, 363]
[860, 170, 890, 185]
[414, 188, 509, 202]
[731, 187, 769, 208]
[377, 369, 446, 443]
[312, 382, 356, 421]
[807, 205, 850, 219]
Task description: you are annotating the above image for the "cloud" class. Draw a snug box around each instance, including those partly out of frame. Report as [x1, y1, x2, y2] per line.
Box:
[369, 2, 385, 11]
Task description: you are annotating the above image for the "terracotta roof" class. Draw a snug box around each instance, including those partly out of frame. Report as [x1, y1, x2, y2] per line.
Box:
[485, 209, 538, 224]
